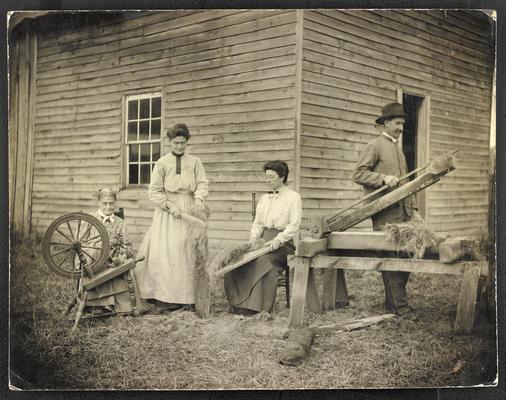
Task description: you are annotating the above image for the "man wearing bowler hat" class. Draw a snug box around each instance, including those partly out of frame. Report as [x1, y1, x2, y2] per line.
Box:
[353, 102, 422, 317]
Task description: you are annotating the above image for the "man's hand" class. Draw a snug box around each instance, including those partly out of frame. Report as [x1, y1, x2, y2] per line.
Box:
[383, 175, 400, 187]
[265, 239, 282, 252]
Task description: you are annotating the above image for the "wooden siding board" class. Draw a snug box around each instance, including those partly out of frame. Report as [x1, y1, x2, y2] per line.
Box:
[309, 11, 493, 75]
[304, 16, 492, 84]
[300, 9, 493, 238]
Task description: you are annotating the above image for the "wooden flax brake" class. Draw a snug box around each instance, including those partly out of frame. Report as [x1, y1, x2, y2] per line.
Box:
[308, 151, 458, 239]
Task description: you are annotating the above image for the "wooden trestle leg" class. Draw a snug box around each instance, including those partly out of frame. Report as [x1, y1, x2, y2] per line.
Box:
[126, 271, 139, 317]
[72, 291, 88, 333]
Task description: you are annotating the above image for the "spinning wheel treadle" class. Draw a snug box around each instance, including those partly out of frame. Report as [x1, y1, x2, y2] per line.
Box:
[41, 212, 110, 279]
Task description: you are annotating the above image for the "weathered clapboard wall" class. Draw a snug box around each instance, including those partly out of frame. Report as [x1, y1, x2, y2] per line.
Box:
[299, 10, 494, 237]
[30, 10, 298, 248]
[9, 25, 37, 237]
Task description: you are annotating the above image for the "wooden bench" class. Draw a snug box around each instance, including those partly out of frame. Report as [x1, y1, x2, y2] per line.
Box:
[287, 232, 489, 335]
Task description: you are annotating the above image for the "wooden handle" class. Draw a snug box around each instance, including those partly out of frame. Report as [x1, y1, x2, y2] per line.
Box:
[180, 213, 207, 228]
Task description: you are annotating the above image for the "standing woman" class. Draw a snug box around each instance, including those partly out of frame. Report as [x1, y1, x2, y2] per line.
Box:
[224, 160, 302, 315]
[134, 123, 209, 313]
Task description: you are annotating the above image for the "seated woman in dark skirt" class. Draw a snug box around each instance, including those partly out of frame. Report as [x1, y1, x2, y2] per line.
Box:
[224, 160, 302, 315]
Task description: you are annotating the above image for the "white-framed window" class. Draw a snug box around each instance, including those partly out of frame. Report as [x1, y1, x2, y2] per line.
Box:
[124, 93, 162, 186]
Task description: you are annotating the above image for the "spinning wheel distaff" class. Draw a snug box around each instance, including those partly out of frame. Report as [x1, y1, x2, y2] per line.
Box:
[41, 212, 143, 332]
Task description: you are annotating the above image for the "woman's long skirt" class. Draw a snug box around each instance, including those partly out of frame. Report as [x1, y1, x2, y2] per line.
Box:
[134, 192, 196, 304]
[224, 228, 294, 313]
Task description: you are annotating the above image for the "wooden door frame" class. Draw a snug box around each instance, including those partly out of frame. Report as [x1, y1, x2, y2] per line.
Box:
[397, 88, 430, 219]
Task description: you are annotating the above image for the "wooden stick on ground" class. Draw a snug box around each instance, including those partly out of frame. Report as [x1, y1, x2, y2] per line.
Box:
[312, 314, 396, 334]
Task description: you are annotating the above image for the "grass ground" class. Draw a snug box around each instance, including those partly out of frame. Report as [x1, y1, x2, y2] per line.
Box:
[9, 240, 497, 390]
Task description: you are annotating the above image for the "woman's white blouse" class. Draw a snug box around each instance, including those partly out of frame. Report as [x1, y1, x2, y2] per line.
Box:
[148, 152, 209, 208]
[249, 185, 302, 244]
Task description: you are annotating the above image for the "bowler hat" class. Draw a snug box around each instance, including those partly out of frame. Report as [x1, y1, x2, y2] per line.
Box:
[375, 102, 406, 125]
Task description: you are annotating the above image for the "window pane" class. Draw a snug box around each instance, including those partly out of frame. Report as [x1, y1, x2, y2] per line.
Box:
[140, 143, 150, 162]
[128, 122, 138, 142]
[139, 121, 149, 141]
[151, 97, 161, 118]
[140, 99, 150, 119]
[151, 119, 161, 139]
[128, 100, 138, 120]
[152, 143, 160, 161]
[140, 164, 151, 184]
[129, 164, 139, 184]
[129, 144, 139, 162]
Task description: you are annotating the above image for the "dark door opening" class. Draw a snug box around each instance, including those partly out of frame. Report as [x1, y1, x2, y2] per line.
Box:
[402, 93, 424, 177]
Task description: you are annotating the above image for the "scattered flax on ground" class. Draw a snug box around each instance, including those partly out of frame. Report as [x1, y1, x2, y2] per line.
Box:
[384, 221, 443, 258]
[10, 240, 496, 389]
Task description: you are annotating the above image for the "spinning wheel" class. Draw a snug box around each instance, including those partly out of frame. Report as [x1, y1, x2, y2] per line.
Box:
[41, 212, 110, 279]
[41, 212, 142, 332]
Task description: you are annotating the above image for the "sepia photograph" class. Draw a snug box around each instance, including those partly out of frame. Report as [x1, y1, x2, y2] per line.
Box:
[7, 8, 498, 391]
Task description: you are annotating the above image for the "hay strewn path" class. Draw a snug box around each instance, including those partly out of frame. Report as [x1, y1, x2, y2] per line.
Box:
[10, 241, 497, 389]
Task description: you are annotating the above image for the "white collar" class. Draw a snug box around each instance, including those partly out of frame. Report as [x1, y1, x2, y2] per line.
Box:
[98, 210, 114, 223]
[382, 131, 399, 144]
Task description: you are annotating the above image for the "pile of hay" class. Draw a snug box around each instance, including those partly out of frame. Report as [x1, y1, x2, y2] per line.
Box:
[384, 220, 443, 259]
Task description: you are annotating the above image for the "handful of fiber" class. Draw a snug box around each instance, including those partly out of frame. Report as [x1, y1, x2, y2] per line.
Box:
[384, 220, 443, 259]
[184, 203, 211, 273]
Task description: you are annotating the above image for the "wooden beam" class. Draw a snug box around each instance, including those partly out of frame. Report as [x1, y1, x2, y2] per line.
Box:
[287, 257, 310, 328]
[335, 269, 350, 307]
[438, 238, 478, 263]
[327, 231, 440, 254]
[327, 231, 397, 251]
[310, 255, 488, 277]
[322, 269, 337, 311]
[297, 237, 328, 257]
[306, 268, 322, 314]
[83, 259, 136, 291]
[454, 266, 481, 334]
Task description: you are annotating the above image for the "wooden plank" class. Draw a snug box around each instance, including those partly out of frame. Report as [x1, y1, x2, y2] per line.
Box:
[302, 49, 491, 107]
[454, 266, 481, 334]
[83, 259, 136, 290]
[335, 269, 349, 307]
[313, 313, 396, 334]
[334, 10, 492, 66]
[439, 238, 478, 263]
[287, 256, 310, 327]
[304, 24, 490, 90]
[322, 269, 337, 311]
[294, 9, 304, 194]
[8, 39, 19, 227]
[305, 11, 492, 79]
[310, 255, 489, 277]
[303, 41, 491, 101]
[13, 31, 30, 234]
[306, 268, 322, 314]
[297, 237, 328, 258]
[326, 231, 400, 252]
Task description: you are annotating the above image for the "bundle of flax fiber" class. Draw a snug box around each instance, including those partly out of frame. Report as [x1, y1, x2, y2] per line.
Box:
[384, 219, 443, 259]
[206, 239, 266, 290]
[184, 203, 211, 276]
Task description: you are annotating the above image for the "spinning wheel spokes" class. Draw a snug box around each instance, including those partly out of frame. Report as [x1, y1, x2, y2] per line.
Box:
[42, 213, 110, 279]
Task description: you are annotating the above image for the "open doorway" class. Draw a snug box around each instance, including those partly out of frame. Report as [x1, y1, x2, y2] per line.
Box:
[398, 90, 429, 218]
[402, 94, 424, 175]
